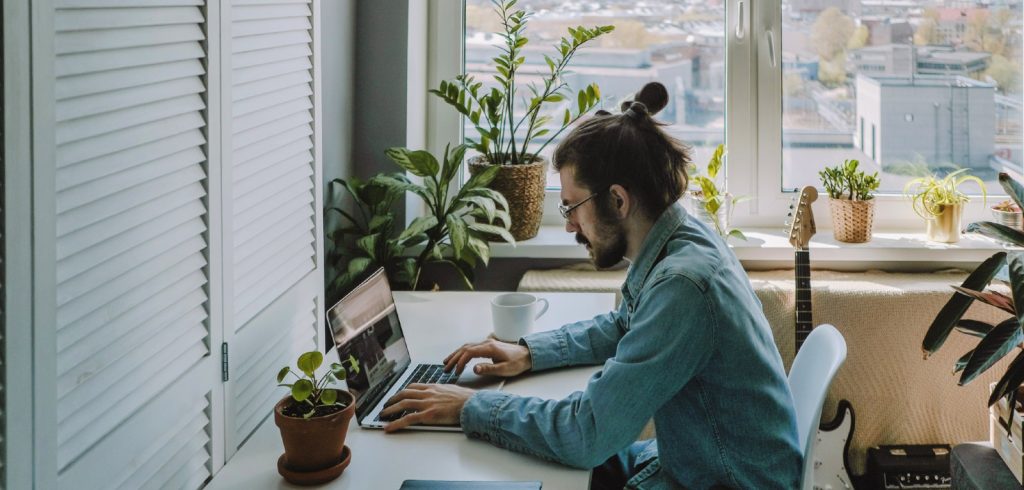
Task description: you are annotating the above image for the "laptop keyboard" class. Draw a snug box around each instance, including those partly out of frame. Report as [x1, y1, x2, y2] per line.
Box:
[375, 364, 458, 423]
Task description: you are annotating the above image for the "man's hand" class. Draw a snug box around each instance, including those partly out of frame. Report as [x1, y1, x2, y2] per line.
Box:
[443, 338, 533, 377]
[381, 383, 474, 432]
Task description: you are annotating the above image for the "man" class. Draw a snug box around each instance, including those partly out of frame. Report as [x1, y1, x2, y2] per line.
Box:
[382, 83, 801, 489]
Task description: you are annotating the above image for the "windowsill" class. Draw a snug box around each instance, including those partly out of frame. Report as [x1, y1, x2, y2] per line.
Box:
[490, 225, 1015, 271]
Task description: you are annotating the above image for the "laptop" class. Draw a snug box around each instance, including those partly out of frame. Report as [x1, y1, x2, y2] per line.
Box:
[326, 268, 503, 431]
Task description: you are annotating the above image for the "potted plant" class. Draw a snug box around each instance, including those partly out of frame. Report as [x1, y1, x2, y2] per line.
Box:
[818, 159, 880, 243]
[903, 168, 987, 243]
[430, 0, 613, 240]
[992, 199, 1023, 231]
[274, 351, 360, 485]
[922, 172, 1024, 482]
[686, 144, 749, 241]
[325, 144, 514, 301]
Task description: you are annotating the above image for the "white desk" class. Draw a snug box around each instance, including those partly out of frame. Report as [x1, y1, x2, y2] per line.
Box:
[207, 291, 616, 490]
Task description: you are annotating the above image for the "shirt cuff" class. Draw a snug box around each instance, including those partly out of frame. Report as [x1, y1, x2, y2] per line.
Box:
[520, 329, 568, 372]
[461, 390, 514, 444]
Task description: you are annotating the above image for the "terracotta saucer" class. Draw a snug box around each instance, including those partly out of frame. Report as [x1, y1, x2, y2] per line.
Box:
[277, 446, 351, 486]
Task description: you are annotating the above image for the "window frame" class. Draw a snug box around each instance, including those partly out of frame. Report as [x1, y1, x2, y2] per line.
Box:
[422, 0, 1014, 237]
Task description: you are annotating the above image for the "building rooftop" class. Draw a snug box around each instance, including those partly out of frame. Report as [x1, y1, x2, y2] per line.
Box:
[858, 73, 996, 88]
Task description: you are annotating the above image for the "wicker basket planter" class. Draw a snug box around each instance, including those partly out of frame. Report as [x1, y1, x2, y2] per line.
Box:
[468, 155, 547, 241]
[829, 198, 875, 243]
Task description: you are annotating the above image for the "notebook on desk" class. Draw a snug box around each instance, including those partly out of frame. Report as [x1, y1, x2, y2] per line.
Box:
[326, 268, 503, 431]
[400, 481, 542, 489]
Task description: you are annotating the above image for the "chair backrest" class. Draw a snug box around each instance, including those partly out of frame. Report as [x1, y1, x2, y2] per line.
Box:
[787, 324, 847, 490]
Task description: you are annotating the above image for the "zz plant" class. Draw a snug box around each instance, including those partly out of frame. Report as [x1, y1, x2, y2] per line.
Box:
[431, 0, 613, 166]
[923, 173, 1024, 428]
[277, 351, 360, 419]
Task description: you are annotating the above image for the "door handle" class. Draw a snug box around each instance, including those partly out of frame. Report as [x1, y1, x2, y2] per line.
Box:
[735, 0, 746, 40]
[766, 30, 777, 67]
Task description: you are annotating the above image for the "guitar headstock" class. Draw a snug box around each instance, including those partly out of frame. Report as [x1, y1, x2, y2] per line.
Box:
[787, 186, 818, 250]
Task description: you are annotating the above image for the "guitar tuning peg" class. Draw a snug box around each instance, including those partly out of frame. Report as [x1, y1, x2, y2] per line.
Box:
[787, 212, 792, 217]
[789, 204, 794, 210]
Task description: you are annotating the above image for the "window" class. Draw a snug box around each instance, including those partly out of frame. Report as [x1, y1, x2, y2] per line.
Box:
[433, 0, 1024, 232]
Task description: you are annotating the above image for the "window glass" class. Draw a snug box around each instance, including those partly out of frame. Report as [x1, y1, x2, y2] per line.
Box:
[465, 0, 726, 188]
[781, 1, 1022, 194]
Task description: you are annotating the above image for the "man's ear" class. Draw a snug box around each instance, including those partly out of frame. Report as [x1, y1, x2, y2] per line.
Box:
[607, 184, 632, 219]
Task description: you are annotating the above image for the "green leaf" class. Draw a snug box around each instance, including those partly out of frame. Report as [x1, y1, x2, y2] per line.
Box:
[330, 362, 348, 380]
[959, 317, 1022, 385]
[727, 229, 747, 241]
[468, 223, 515, 244]
[989, 348, 1024, 406]
[292, 379, 314, 402]
[356, 234, 379, 259]
[447, 215, 468, 261]
[954, 348, 974, 373]
[347, 256, 372, 278]
[461, 196, 496, 223]
[297, 351, 323, 377]
[321, 389, 338, 405]
[563, 108, 571, 125]
[922, 252, 1007, 357]
[276, 366, 290, 383]
[399, 215, 439, 243]
[368, 215, 392, 232]
[966, 221, 1024, 247]
[999, 172, 1024, 212]
[385, 147, 439, 177]
[577, 89, 586, 113]
[463, 164, 501, 190]
[955, 319, 997, 338]
[467, 236, 491, 266]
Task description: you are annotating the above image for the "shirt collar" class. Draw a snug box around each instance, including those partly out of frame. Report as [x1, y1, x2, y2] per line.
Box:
[623, 201, 687, 301]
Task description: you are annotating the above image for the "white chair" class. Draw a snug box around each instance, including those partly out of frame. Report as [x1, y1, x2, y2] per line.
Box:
[788, 324, 848, 490]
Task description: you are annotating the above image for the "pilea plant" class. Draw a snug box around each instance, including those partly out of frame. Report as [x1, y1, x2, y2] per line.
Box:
[277, 351, 360, 419]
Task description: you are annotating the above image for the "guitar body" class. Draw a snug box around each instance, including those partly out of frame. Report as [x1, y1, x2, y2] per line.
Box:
[787, 187, 856, 490]
[814, 400, 855, 490]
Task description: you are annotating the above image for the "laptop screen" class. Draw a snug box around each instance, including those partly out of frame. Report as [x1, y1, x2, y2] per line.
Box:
[326, 269, 412, 418]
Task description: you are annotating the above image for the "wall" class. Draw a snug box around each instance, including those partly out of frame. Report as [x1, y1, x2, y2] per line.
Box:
[322, 0, 356, 191]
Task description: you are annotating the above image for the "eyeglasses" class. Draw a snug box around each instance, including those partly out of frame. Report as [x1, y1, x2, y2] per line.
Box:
[558, 190, 604, 220]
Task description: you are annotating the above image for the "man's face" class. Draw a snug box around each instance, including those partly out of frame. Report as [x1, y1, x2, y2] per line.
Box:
[559, 167, 627, 268]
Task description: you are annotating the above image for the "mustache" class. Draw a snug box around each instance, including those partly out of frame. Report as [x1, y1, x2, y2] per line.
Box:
[575, 233, 589, 246]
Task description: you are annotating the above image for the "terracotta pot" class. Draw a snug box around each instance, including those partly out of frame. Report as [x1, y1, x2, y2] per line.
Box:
[274, 391, 355, 474]
[468, 155, 547, 241]
[925, 203, 963, 243]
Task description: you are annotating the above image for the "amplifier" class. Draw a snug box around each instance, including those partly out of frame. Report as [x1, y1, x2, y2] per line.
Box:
[864, 444, 952, 490]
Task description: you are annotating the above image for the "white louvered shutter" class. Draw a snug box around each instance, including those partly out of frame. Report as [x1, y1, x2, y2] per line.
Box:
[224, 0, 321, 455]
[52, 2, 218, 489]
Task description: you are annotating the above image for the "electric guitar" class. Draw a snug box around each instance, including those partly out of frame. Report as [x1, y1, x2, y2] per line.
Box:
[787, 186, 855, 490]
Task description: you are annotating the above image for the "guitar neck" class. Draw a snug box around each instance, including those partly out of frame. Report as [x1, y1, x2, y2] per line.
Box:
[795, 249, 813, 351]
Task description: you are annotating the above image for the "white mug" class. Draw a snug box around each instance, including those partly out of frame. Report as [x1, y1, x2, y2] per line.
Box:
[491, 293, 549, 342]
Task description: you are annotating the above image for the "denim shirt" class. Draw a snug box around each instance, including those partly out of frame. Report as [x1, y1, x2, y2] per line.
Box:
[461, 203, 802, 489]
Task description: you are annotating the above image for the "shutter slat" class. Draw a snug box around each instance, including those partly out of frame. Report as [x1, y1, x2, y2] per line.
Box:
[233, 30, 311, 54]
[234, 70, 311, 102]
[57, 41, 202, 78]
[233, 83, 311, 117]
[57, 148, 203, 213]
[58, 77, 204, 121]
[55, 6, 202, 31]
[116, 413, 207, 490]
[233, 127, 310, 169]
[235, 229, 314, 290]
[233, 17, 311, 38]
[233, 96, 311, 133]
[58, 112, 205, 167]
[233, 164, 310, 211]
[234, 3, 310, 21]
[58, 58, 205, 100]
[57, 182, 204, 259]
[57, 198, 204, 282]
[235, 330, 314, 438]
[234, 184, 312, 240]
[145, 428, 209, 490]
[57, 93, 205, 145]
[55, 368, 209, 487]
[57, 0, 203, 7]
[58, 262, 205, 352]
[56, 23, 204, 55]
[57, 167, 204, 236]
[234, 179, 310, 231]
[233, 56, 310, 85]
[232, 43, 310, 70]
[235, 206, 312, 262]
[234, 151, 310, 197]
[56, 236, 205, 327]
[234, 255, 314, 323]
[233, 110, 311, 150]
[57, 134, 205, 189]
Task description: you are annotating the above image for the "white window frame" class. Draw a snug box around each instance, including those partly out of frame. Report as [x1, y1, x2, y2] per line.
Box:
[420, 0, 1018, 237]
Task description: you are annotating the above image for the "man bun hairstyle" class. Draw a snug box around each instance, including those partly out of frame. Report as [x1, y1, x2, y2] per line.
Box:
[554, 81, 691, 219]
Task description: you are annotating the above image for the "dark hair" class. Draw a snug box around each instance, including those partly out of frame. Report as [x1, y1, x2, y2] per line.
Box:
[553, 82, 691, 219]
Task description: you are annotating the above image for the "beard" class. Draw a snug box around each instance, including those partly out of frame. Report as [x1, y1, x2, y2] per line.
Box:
[576, 217, 627, 269]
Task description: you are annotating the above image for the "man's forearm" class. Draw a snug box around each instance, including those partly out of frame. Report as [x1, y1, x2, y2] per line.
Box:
[520, 310, 624, 371]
